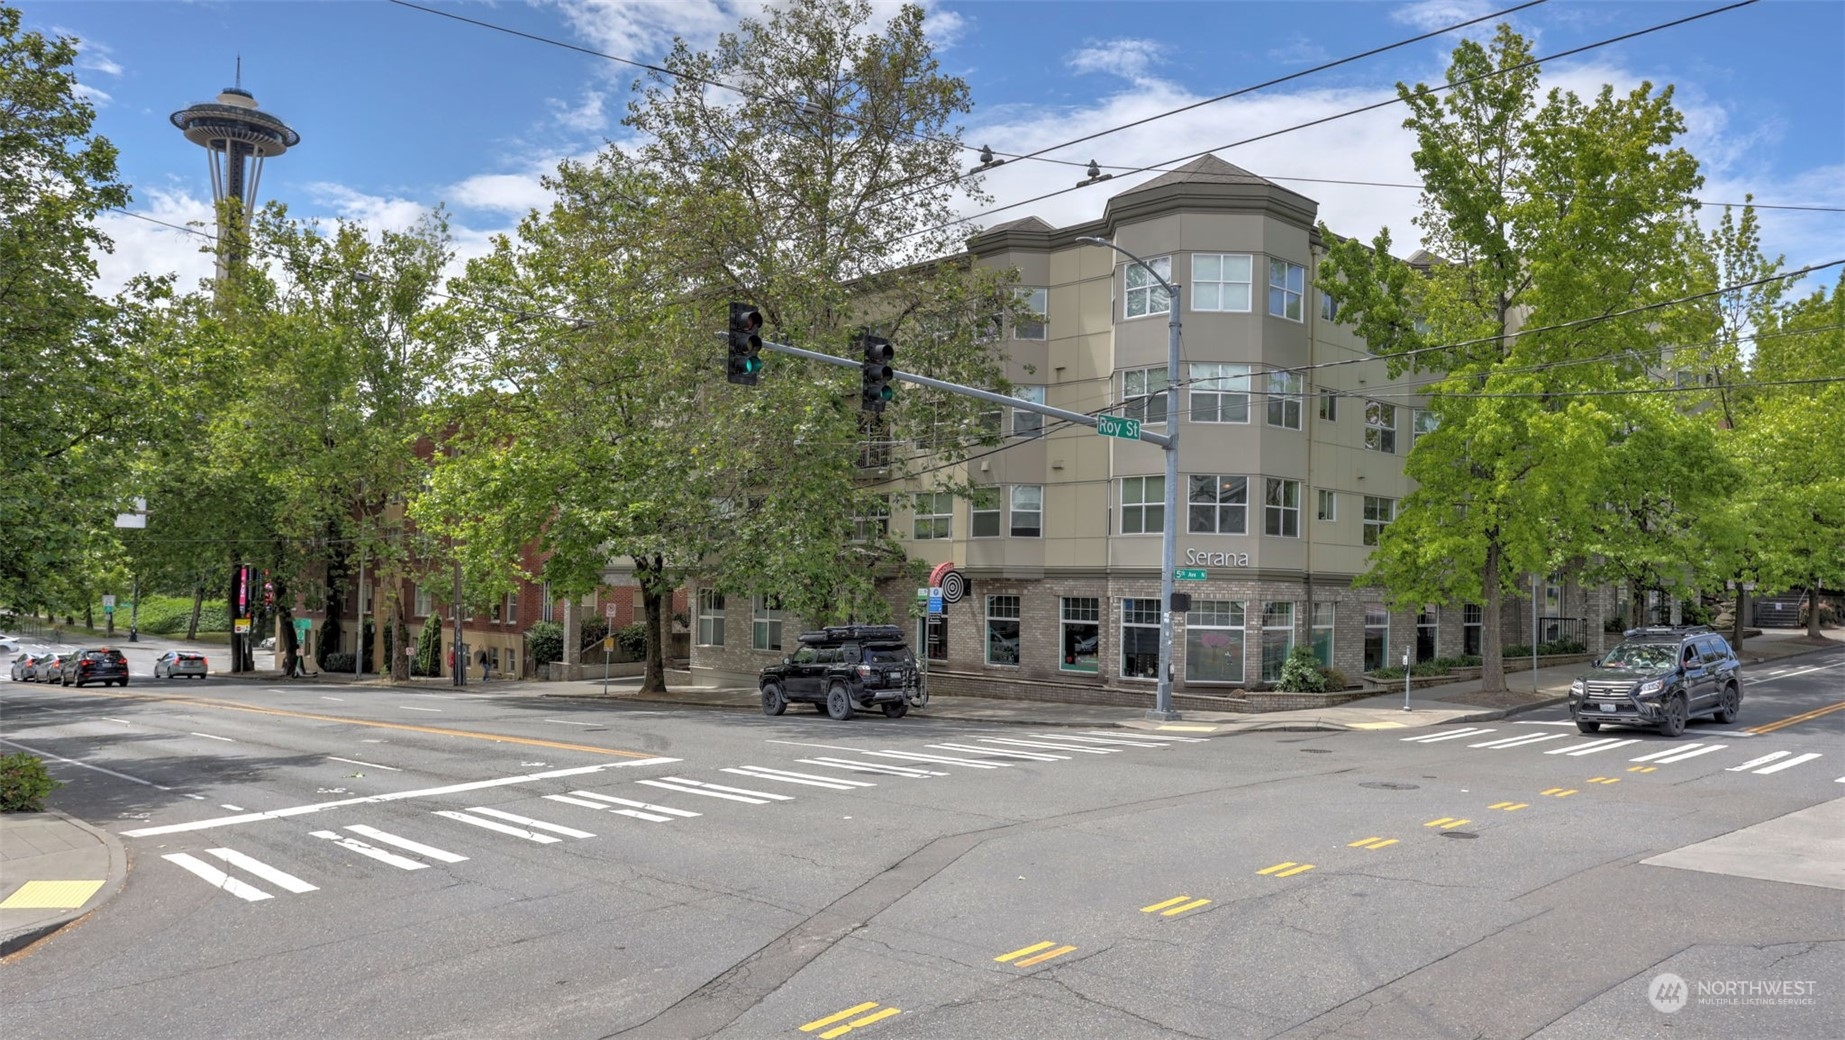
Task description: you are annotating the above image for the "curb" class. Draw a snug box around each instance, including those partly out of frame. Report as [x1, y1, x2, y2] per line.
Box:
[0, 813, 129, 960]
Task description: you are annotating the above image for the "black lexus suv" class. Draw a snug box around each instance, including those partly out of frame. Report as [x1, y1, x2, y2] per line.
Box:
[1567, 626, 1742, 737]
[758, 624, 924, 721]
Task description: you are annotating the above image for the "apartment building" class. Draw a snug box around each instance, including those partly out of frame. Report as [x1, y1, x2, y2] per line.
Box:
[689, 155, 1609, 707]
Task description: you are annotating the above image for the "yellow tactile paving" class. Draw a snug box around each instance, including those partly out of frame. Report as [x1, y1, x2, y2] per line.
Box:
[1, 879, 105, 909]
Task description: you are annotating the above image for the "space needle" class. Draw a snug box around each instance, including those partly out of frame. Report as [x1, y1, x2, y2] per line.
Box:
[169, 63, 300, 278]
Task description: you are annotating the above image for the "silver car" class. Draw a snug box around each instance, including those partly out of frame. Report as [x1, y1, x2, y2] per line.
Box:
[153, 650, 209, 679]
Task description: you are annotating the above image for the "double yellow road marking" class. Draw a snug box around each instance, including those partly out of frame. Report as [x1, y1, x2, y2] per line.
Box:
[1488, 801, 1529, 811]
[1348, 836, 1399, 850]
[800, 1002, 900, 1038]
[1425, 817, 1471, 829]
[1258, 861, 1316, 877]
[1628, 765, 1657, 773]
[1587, 776, 1620, 785]
[1748, 699, 1845, 735]
[1141, 895, 1211, 916]
[996, 941, 1077, 967]
[1540, 788, 1578, 798]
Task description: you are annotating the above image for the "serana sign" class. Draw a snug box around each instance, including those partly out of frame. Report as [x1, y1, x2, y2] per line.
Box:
[1184, 549, 1250, 567]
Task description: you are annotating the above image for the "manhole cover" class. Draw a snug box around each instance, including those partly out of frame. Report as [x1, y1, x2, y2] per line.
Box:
[1440, 831, 1479, 839]
[1359, 781, 1420, 790]
[1299, 748, 1333, 754]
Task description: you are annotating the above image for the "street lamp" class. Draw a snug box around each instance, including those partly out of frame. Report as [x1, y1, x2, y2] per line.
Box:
[1077, 236, 1182, 721]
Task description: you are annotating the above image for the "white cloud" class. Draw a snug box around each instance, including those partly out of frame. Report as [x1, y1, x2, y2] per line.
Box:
[1267, 36, 1330, 67]
[1390, 0, 1500, 33]
[93, 186, 217, 298]
[549, 89, 608, 133]
[73, 82, 113, 106]
[1066, 39, 1169, 85]
[549, 0, 742, 74]
[447, 171, 559, 217]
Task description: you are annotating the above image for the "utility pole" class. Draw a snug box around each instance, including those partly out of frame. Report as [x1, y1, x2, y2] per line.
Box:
[452, 557, 465, 687]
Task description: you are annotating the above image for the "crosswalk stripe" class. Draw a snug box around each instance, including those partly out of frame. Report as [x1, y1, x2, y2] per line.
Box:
[800, 757, 946, 777]
[1469, 733, 1566, 749]
[163, 852, 273, 901]
[637, 778, 792, 804]
[930, 743, 1067, 762]
[434, 810, 563, 843]
[978, 738, 1114, 754]
[1752, 752, 1822, 775]
[1401, 728, 1493, 743]
[203, 848, 319, 893]
[343, 825, 468, 864]
[1727, 751, 1791, 772]
[1079, 730, 1206, 743]
[1545, 738, 1623, 755]
[464, 806, 597, 837]
[1564, 738, 1640, 756]
[311, 829, 433, 869]
[563, 790, 702, 817]
[1632, 743, 1707, 762]
[1646, 744, 1730, 764]
[723, 767, 870, 790]
[1038, 734, 1169, 748]
[864, 750, 1008, 769]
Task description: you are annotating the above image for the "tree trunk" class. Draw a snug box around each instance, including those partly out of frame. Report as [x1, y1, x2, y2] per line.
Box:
[1480, 541, 1507, 692]
[187, 583, 204, 639]
[1732, 586, 1747, 648]
[636, 553, 669, 694]
[1807, 579, 1824, 639]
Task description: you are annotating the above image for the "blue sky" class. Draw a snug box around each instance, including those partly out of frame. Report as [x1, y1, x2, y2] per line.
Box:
[21, 0, 1843, 297]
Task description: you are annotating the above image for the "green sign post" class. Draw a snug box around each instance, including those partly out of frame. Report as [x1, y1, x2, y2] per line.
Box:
[1174, 568, 1207, 581]
[1094, 414, 1142, 440]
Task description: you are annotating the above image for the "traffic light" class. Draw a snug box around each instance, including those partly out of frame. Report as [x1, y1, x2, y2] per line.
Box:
[727, 302, 764, 385]
[858, 332, 894, 412]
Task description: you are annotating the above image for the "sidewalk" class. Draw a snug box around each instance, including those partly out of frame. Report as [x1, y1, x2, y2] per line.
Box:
[0, 813, 127, 958]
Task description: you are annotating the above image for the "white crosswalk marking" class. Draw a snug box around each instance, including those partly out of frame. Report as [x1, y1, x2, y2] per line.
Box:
[978, 737, 1115, 754]
[1081, 730, 1207, 743]
[343, 825, 468, 864]
[1632, 743, 1710, 763]
[1562, 738, 1639, 756]
[311, 829, 431, 870]
[799, 757, 946, 777]
[1040, 734, 1170, 748]
[1727, 751, 1792, 772]
[637, 777, 794, 804]
[865, 750, 1009, 769]
[722, 766, 874, 790]
[163, 852, 273, 901]
[1545, 738, 1627, 755]
[204, 848, 318, 893]
[1401, 728, 1495, 743]
[1753, 752, 1822, 775]
[1640, 744, 1730, 764]
[464, 806, 597, 837]
[930, 743, 1066, 762]
[549, 791, 700, 822]
[1469, 733, 1566, 749]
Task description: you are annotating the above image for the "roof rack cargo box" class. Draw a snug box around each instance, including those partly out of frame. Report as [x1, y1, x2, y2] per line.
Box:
[796, 624, 907, 646]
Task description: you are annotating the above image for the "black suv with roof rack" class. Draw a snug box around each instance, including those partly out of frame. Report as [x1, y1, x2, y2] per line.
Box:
[758, 624, 924, 721]
[1567, 626, 1742, 737]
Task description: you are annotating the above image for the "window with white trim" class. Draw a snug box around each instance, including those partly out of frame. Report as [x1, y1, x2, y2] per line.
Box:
[1061, 597, 1099, 673]
[1013, 385, 1045, 438]
[1264, 478, 1300, 537]
[1121, 476, 1165, 534]
[1188, 475, 1248, 534]
[1010, 485, 1042, 537]
[1318, 392, 1338, 422]
[1122, 366, 1169, 425]
[1416, 604, 1438, 662]
[1185, 600, 1245, 683]
[541, 581, 553, 622]
[1261, 601, 1295, 682]
[696, 589, 725, 647]
[1268, 258, 1305, 321]
[1191, 253, 1253, 312]
[1189, 363, 1250, 423]
[752, 595, 783, 651]
[504, 592, 517, 626]
[913, 492, 952, 540]
[1316, 489, 1336, 522]
[1463, 604, 1483, 656]
[1412, 408, 1440, 441]
[853, 495, 890, 542]
[1014, 287, 1047, 340]
[986, 595, 1021, 666]
[1311, 602, 1335, 667]
[1320, 291, 1339, 321]
[1364, 604, 1389, 671]
[1362, 496, 1394, 546]
[970, 487, 1001, 538]
[1266, 371, 1303, 429]
[414, 585, 432, 618]
[1124, 257, 1172, 319]
[1364, 401, 1397, 453]
[1120, 598, 1161, 680]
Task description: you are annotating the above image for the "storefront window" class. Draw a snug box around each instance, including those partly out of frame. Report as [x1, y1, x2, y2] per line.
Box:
[1061, 597, 1100, 673]
[1120, 599, 1161, 680]
[1184, 600, 1244, 683]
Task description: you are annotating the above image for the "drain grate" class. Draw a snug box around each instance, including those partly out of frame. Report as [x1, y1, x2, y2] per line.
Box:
[1359, 781, 1420, 790]
[1439, 831, 1479, 839]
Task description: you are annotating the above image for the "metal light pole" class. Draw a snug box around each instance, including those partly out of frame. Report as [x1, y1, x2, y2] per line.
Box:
[1077, 237, 1182, 721]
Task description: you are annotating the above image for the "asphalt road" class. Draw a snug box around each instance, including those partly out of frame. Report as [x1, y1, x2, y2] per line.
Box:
[2, 646, 1840, 1040]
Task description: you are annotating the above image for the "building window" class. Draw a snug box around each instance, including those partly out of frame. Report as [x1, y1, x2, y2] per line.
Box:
[1261, 602, 1295, 682]
[541, 581, 553, 623]
[1463, 604, 1483, 657]
[1122, 367, 1169, 425]
[504, 593, 518, 626]
[1412, 408, 1440, 441]
[1268, 258, 1305, 321]
[752, 595, 783, 652]
[1318, 392, 1338, 422]
[1320, 291, 1339, 321]
[491, 600, 503, 624]
[1014, 287, 1047, 340]
[853, 494, 890, 542]
[1192, 253, 1253, 312]
[1311, 602, 1335, 667]
[1125, 256, 1173, 319]
[504, 647, 518, 677]
[986, 595, 1021, 666]
[1121, 598, 1161, 680]
[1121, 476, 1165, 534]
[1365, 400, 1397, 453]
[1011, 485, 1043, 538]
[1013, 385, 1045, 438]
[1185, 600, 1244, 683]
[971, 487, 1001, 538]
[1266, 371, 1303, 430]
[1188, 475, 1248, 535]
[1364, 604, 1389, 671]
[926, 616, 947, 661]
[1416, 604, 1438, 663]
[913, 492, 952, 540]
[1189, 363, 1251, 423]
[696, 589, 725, 647]
[1061, 597, 1100, 674]
[1264, 478, 1300, 538]
[1362, 496, 1394, 546]
[414, 585, 432, 618]
[1316, 489, 1337, 522]
[978, 405, 1003, 439]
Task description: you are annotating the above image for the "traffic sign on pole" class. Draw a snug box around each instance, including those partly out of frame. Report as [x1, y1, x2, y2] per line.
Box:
[1174, 568, 1207, 581]
[1095, 415, 1142, 440]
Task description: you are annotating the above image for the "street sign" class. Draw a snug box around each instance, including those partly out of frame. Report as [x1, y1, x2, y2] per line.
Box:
[915, 587, 930, 600]
[103, 594, 116, 609]
[234, 618, 252, 634]
[1174, 568, 1207, 581]
[928, 588, 944, 615]
[1095, 414, 1142, 440]
[603, 637, 614, 652]
[293, 617, 311, 634]
[604, 602, 619, 619]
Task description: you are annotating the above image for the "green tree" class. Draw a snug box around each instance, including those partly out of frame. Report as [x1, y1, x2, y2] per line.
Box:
[421, 0, 1010, 693]
[1319, 25, 1706, 691]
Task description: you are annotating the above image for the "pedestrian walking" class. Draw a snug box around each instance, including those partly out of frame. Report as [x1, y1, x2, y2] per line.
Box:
[477, 649, 490, 682]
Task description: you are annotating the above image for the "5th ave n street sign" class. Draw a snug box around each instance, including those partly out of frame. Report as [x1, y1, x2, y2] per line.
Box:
[1174, 568, 1207, 581]
[1095, 414, 1142, 440]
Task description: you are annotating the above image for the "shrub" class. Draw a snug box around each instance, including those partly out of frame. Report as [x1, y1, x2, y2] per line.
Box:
[1319, 666, 1350, 691]
[526, 621, 564, 667]
[322, 652, 355, 673]
[414, 619, 443, 677]
[614, 622, 647, 661]
[1, 753, 62, 812]
[579, 616, 610, 653]
[1430, 655, 1482, 669]
[1274, 645, 1327, 692]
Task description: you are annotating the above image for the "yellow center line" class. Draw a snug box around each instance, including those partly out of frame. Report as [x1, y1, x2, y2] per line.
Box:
[1014, 945, 1077, 967]
[1748, 699, 1845, 735]
[60, 688, 659, 759]
[1142, 896, 1190, 913]
[1163, 898, 1211, 915]
[821, 1006, 901, 1038]
[996, 941, 1055, 963]
[801, 1003, 879, 1032]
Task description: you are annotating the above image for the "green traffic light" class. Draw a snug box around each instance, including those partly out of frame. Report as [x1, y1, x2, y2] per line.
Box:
[878, 385, 894, 401]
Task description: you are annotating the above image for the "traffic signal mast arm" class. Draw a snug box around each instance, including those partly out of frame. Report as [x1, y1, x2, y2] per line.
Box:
[724, 333, 1174, 447]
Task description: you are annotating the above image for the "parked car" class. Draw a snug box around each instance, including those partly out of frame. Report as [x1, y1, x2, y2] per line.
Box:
[154, 650, 209, 679]
[36, 652, 77, 683]
[65, 647, 130, 687]
[11, 651, 50, 681]
[757, 624, 924, 720]
[1567, 625, 1741, 737]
